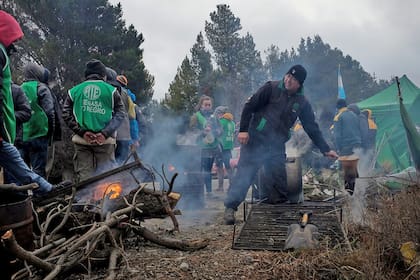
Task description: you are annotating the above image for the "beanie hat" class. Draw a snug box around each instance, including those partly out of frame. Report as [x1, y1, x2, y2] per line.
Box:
[286, 64, 307, 85]
[214, 106, 228, 116]
[336, 98, 347, 109]
[84, 59, 106, 78]
[116, 75, 128, 86]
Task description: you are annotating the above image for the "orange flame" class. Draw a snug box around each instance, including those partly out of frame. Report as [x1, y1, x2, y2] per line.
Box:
[93, 182, 122, 200]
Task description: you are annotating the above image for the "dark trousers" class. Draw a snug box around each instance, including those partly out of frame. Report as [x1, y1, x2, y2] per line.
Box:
[18, 136, 49, 178]
[224, 137, 288, 211]
[115, 140, 130, 165]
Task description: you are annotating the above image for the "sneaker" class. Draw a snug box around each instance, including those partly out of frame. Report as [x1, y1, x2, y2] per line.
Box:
[224, 208, 235, 225]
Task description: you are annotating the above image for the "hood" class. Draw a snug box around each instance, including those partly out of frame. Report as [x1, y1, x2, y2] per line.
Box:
[347, 104, 360, 115]
[362, 109, 372, 118]
[24, 62, 45, 82]
[106, 67, 120, 87]
[0, 11, 24, 47]
[222, 112, 234, 121]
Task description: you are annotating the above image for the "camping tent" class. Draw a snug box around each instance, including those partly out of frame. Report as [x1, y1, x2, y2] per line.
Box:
[358, 75, 420, 172]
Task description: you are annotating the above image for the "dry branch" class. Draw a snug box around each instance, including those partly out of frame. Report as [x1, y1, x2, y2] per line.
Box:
[1, 230, 54, 272]
[132, 225, 209, 251]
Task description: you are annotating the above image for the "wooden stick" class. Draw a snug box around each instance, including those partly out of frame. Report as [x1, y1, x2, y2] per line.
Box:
[131, 225, 209, 251]
[1, 230, 54, 272]
[0, 183, 39, 192]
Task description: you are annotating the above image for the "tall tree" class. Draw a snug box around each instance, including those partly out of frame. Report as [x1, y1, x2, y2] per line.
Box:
[205, 4, 264, 116]
[263, 35, 389, 112]
[2, 0, 154, 103]
[205, 4, 242, 75]
[190, 32, 213, 97]
[164, 57, 198, 114]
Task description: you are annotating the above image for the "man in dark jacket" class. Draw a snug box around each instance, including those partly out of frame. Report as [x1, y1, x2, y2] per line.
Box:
[223, 65, 338, 224]
[332, 99, 362, 156]
[19, 62, 56, 178]
[62, 59, 126, 182]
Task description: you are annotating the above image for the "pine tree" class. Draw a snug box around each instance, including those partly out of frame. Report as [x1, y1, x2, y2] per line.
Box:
[164, 57, 198, 114]
[4, 0, 154, 103]
[190, 32, 213, 97]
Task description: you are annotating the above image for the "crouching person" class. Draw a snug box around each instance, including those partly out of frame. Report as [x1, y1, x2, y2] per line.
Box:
[62, 59, 126, 182]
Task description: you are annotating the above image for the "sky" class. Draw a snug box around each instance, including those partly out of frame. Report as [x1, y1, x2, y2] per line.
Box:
[109, 0, 420, 101]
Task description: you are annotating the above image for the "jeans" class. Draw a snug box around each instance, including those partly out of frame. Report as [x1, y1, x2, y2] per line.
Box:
[18, 136, 49, 178]
[115, 140, 130, 165]
[224, 137, 288, 210]
[0, 141, 52, 192]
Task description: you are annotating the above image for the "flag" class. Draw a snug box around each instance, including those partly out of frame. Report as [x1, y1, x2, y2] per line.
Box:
[338, 64, 346, 99]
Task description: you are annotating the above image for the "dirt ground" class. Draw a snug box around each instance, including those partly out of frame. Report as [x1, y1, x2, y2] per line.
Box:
[70, 179, 289, 280]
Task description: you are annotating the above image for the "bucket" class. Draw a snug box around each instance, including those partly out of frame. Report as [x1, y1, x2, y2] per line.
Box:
[338, 155, 359, 193]
[286, 156, 303, 203]
[0, 195, 34, 277]
[255, 156, 303, 203]
[338, 155, 359, 177]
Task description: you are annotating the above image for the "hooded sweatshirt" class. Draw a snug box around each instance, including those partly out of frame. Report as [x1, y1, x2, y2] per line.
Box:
[0, 11, 24, 143]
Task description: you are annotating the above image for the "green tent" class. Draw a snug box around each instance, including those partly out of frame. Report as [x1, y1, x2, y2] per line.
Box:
[358, 75, 420, 172]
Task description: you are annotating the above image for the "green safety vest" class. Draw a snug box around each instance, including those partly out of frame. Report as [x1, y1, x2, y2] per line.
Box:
[68, 80, 115, 132]
[195, 111, 218, 149]
[0, 44, 16, 143]
[219, 118, 235, 150]
[22, 81, 49, 141]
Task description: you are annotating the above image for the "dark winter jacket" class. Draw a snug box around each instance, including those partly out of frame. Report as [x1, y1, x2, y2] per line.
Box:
[240, 80, 330, 154]
[347, 104, 369, 150]
[11, 84, 31, 145]
[332, 108, 362, 155]
[22, 62, 56, 137]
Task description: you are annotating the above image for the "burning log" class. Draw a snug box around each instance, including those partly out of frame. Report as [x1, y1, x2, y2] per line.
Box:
[3, 155, 207, 279]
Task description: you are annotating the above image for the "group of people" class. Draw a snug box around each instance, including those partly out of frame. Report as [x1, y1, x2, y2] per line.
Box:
[0, 11, 142, 197]
[2, 11, 376, 226]
[190, 96, 236, 196]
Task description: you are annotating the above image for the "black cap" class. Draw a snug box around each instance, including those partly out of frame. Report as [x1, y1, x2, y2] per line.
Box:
[336, 99, 347, 109]
[286, 64, 307, 85]
[84, 59, 106, 78]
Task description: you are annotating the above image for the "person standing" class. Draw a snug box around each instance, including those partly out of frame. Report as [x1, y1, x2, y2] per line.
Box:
[19, 62, 56, 178]
[116, 74, 139, 154]
[105, 68, 135, 165]
[190, 95, 222, 196]
[0, 11, 57, 194]
[361, 109, 377, 168]
[332, 99, 362, 156]
[62, 59, 126, 182]
[214, 106, 235, 191]
[223, 65, 338, 224]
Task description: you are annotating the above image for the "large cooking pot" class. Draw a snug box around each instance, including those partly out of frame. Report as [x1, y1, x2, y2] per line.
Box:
[285, 156, 303, 203]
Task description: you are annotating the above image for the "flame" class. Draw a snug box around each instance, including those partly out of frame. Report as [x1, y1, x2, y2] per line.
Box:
[93, 182, 122, 200]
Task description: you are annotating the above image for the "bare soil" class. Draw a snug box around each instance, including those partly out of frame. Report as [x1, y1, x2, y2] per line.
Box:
[69, 180, 291, 280]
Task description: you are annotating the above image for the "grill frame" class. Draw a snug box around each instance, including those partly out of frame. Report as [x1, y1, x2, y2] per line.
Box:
[232, 201, 344, 251]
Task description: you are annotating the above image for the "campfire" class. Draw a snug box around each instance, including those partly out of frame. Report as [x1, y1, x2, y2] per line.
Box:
[93, 181, 123, 200]
[0, 153, 209, 280]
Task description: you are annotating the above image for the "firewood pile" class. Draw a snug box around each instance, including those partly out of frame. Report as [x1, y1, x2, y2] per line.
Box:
[0, 157, 209, 280]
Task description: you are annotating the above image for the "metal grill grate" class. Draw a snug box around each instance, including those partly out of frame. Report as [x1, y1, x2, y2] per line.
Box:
[232, 201, 344, 251]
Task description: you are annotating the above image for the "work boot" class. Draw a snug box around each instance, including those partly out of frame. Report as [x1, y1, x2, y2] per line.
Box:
[224, 208, 235, 225]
